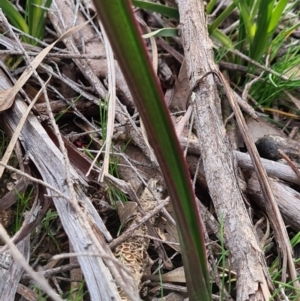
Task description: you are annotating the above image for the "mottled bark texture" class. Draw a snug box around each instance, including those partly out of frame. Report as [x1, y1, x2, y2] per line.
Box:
[175, 1, 272, 300]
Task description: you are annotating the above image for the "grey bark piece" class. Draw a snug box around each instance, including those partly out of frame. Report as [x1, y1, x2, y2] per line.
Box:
[248, 174, 300, 231]
[186, 143, 300, 232]
[175, 1, 272, 300]
[3, 99, 121, 301]
[0, 205, 38, 300]
[235, 151, 300, 185]
[181, 136, 300, 185]
[0, 73, 120, 300]
[0, 235, 30, 301]
[3, 100, 121, 301]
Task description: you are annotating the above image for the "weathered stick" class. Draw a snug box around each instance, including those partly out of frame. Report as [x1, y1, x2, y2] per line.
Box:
[175, 1, 273, 300]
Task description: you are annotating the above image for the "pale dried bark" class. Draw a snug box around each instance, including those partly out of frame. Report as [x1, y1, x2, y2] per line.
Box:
[0, 239, 29, 301]
[181, 136, 300, 185]
[248, 174, 300, 231]
[0, 71, 123, 300]
[175, 1, 272, 300]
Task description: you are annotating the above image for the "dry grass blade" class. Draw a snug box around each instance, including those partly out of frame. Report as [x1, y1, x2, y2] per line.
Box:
[0, 77, 51, 178]
[285, 90, 300, 111]
[278, 149, 300, 180]
[0, 10, 90, 113]
[99, 23, 116, 182]
[0, 88, 15, 111]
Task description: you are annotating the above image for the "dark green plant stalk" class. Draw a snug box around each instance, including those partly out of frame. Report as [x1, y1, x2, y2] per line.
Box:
[132, 0, 179, 19]
[91, 0, 211, 300]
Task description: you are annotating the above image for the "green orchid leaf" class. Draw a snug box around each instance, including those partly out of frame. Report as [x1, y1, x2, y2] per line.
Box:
[91, 0, 211, 300]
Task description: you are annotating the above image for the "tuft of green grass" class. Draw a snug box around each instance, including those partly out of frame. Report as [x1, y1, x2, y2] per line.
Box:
[25, 0, 52, 44]
[232, 0, 293, 62]
[55, 95, 82, 122]
[250, 48, 300, 108]
[41, 209, 61, 252]
[0, 0, 52, 45]
[268, 232, 300, 300]
[218, 216, 231, 299]
[97, 97, 129, 205]
[207, 0, 300, 67]
[80, 98, 129, 208]
[13, 187, 33, 232]
[64, 281, 88, 301]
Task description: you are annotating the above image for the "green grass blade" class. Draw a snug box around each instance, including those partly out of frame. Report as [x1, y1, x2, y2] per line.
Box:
[29, 0, 45, 40]
[249, 0, 272, 60]
[26, 0, 52, 42]
[210, 29, 234, 49]
[0, 1, 29, 35]
[142, 28, 178, 38]
[91, 0, 211, 300]
[270, 22, 300, 59]
[206, 0, 219, 14]
[250, 0, 290, 61]
[132, 0, 179, 19]
[209, 2, 236, 34]
[269, 0, 289, 33]
[232, 0, 255, 42]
